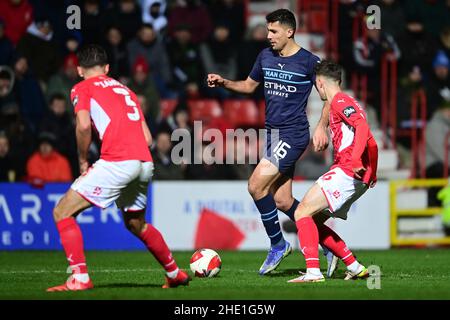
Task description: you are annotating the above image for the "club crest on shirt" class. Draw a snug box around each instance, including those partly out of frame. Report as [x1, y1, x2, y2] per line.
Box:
[343, 106, 356, 118]
[72, 95, 79, 107]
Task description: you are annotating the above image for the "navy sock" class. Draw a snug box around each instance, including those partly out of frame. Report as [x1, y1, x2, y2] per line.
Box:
[282, 198, 299, 221]
[254, 194, 284, 247]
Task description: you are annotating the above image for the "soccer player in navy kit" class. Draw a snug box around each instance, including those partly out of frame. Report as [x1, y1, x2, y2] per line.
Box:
[208, 9, 336, 275]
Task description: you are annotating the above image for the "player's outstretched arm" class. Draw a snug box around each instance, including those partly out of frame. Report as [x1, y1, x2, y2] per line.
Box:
[76, 110, 92, 175]
[207, 74, 259, 94]
[313, 101, 330, 152]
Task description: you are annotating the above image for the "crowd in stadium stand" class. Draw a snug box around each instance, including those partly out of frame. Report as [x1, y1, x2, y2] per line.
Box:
[0, 0, 449, 184]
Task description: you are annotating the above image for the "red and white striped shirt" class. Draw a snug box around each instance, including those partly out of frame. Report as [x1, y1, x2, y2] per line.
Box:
[70, 75, 152, 162]
[329, 92, 378, 185]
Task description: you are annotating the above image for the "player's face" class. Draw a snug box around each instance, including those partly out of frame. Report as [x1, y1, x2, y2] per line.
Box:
[267, 22, 293, 51]
[315, 76, 327, 101]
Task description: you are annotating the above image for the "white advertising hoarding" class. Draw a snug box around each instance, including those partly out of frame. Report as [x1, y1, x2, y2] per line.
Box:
[152, 181, 390, 250]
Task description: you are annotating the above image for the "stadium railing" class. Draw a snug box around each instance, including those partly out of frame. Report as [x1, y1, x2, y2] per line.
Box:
[390, 178, 450, 246]
[381, 53, 398, 149]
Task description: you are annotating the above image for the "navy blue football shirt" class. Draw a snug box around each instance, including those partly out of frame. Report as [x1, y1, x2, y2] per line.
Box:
[249, 47, 320, 131]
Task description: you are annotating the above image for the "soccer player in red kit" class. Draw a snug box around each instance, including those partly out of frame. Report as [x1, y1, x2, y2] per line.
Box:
[288, 60, 378, 283]
[47, 45, 190, 291]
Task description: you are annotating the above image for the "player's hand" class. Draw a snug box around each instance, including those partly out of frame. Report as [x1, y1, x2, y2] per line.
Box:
[353, 166, 367, 180]
[79, 160, 89, 175]
[207, 74, 224, 87]
[313, 126, 329, 152]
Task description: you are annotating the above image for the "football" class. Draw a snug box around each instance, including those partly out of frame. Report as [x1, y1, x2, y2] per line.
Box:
[189, 248, 222, 278]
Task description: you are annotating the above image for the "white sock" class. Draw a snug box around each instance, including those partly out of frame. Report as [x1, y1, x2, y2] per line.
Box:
[307, 268, 322, 277]
[166, 268, 179, 279]
[347, 261, 362, 274]
[73, 273, 90, 283]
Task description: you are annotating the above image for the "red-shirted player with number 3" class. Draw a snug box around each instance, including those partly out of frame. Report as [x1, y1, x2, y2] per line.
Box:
[288, 60, 378, 283]
[47, 45, 190, 292]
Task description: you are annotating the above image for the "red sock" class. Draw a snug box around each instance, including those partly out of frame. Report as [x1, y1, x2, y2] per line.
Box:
[296, 217, 320, 269]
[139, 224, 178, 273]
[318, 224, 356, 266]
[56, 217, 88, 274]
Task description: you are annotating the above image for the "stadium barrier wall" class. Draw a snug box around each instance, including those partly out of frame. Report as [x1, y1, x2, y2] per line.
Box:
[0, 181, 390, 250]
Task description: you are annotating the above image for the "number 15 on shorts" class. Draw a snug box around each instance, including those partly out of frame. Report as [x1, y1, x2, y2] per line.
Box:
[273, 140, 291, 161]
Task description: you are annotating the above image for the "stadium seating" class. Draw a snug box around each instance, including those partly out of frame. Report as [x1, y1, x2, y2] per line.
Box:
[159, 99, 178, 119]
[258, 100, 266, 127]
[187, 99, 223, 124]
[223, 99, 260, 128]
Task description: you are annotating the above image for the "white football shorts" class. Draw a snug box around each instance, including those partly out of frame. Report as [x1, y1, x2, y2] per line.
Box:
[316, 167, 368, 220]
[71, 159, 154, 212]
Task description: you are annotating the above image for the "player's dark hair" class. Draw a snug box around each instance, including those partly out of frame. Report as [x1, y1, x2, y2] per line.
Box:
[266, 9, 296, 34]
[314, 60, 342, 84]
[77, 44, 108, 69]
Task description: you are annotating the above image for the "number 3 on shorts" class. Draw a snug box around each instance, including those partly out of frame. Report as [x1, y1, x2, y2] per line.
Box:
[273, 140, 291, 161]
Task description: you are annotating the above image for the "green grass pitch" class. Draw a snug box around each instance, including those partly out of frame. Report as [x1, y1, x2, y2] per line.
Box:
[1, 249, 450, 300]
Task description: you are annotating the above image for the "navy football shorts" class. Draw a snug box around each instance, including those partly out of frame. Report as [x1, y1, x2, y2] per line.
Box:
[263, 128, 310, 178]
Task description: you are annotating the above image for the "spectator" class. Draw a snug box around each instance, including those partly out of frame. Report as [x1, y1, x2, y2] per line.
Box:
[200, 24, 237, 99]
[207, 0, 246, 44]
[294, 143, 329, 180]
[403, 0, 449, 39]
[39, 93, 78, 177]
[185, 142, 237, 180]
[0, 66, 16, 113]
[103, 26, 129, 80]
[136, 94, 158, 137]
[127, 56, 160, 123]
[152, 131, 185, 180]
[0, 0, 33, 45]
[426, 51, 450, 120]
[376, 0, 406, 41]
[397, 14, 438, 79]
[26, 132, 73, 184]
[0, 101, 33, 181]
[425, 106, 450, 205]
[158, 101, 192, 133]
[167, 24, 203, 99]
[438, 26, 450, 62]
[102, 0, 143, 45]
[0, 18, 15, 66]
[396, 65, 425, 155]
[12, 55, 46, 134]
[226, 137, 256, 180]
[46, 53, 80, 109]
[142, 0, 168, 34]
[237, 23, 268, 80]
[127, 23, 174, 97]
[81, 0, 104, 45]
[63, 32, 82, 57]
[353, 25, 400, 117]
[0, 132, 18, 182]
[16, 16, 61, 84]
[167, 0, 213, 44]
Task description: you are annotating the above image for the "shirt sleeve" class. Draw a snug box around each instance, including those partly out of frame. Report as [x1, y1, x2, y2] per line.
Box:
[335, 102, 370, 167]
[309, 54, 321, 83]
[248, 51, 263, 83]
[70, 85, 91, 114]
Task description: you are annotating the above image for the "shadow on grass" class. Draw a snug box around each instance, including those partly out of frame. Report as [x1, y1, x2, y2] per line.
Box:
[96, 283, 162, 289]
[264, 269, 349, 279]
[263, 268, 304, 277]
